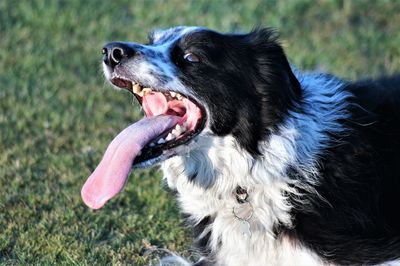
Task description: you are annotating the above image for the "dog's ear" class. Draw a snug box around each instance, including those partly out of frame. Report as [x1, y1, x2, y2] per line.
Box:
[244, 28, 302, 118]
[222, 28, 302, 156]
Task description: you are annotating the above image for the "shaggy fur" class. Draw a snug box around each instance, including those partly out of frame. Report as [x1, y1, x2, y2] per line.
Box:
[102, 26, 400, 265]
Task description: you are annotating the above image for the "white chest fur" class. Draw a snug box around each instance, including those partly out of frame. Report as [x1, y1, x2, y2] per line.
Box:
[161, 135, 324, 266]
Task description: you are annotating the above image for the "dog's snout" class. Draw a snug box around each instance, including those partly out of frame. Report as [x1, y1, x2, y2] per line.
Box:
[102, 42, 136, 68]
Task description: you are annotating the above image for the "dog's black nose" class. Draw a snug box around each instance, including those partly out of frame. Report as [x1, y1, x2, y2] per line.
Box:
[102, 42, 136, 68]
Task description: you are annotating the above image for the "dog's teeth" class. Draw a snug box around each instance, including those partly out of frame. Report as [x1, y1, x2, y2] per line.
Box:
[149, 142, 155, 147]
[174, 124, 183, 136]
[171, 129, 179, 137]
[142, 88, 152, 95]
[176, 93, 183, 100]
[157, 138, 166, 144]
[170, 91, 176, 97]
[166, 133, 174, 141]
[132, 83, 142, 94]
[182, 122, 188, 131]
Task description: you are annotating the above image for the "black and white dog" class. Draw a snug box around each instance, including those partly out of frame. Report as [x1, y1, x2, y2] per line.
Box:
[81, 26, 400, 265]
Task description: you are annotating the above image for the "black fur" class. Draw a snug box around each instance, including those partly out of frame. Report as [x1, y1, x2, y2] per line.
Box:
[192, 216, 213, 256]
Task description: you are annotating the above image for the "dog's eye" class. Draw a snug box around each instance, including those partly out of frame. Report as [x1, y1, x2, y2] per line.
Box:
[183, 53, 200, 63]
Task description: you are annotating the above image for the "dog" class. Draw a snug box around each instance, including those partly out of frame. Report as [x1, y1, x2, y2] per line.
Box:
[81, 26, 400, 265]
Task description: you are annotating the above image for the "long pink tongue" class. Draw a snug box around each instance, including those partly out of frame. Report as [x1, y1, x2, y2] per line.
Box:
[81, 115, 180, 209]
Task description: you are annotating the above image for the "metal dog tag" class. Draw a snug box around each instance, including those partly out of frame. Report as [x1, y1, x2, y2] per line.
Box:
[240, 220, 252, 238]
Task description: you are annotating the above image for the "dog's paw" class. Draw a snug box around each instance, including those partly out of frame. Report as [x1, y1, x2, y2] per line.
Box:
[158, 254, 192, 266]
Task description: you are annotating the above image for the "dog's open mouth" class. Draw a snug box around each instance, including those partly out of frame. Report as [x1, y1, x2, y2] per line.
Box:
[81, 76, 206, 209]
[111, 77, 207, 166]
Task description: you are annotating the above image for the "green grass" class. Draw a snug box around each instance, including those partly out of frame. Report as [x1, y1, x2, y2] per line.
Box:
[1, 0, 399, 265]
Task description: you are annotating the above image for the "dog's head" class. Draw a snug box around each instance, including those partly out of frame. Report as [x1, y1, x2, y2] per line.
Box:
[82, 26, 301, 209]
[104, 26, 301, 161]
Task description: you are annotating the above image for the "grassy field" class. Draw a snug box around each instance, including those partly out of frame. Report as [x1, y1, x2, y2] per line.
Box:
[1, 0, 399, 265]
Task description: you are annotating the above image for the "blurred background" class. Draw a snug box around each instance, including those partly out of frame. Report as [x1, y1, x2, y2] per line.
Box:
[1, 0, 399, 265]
